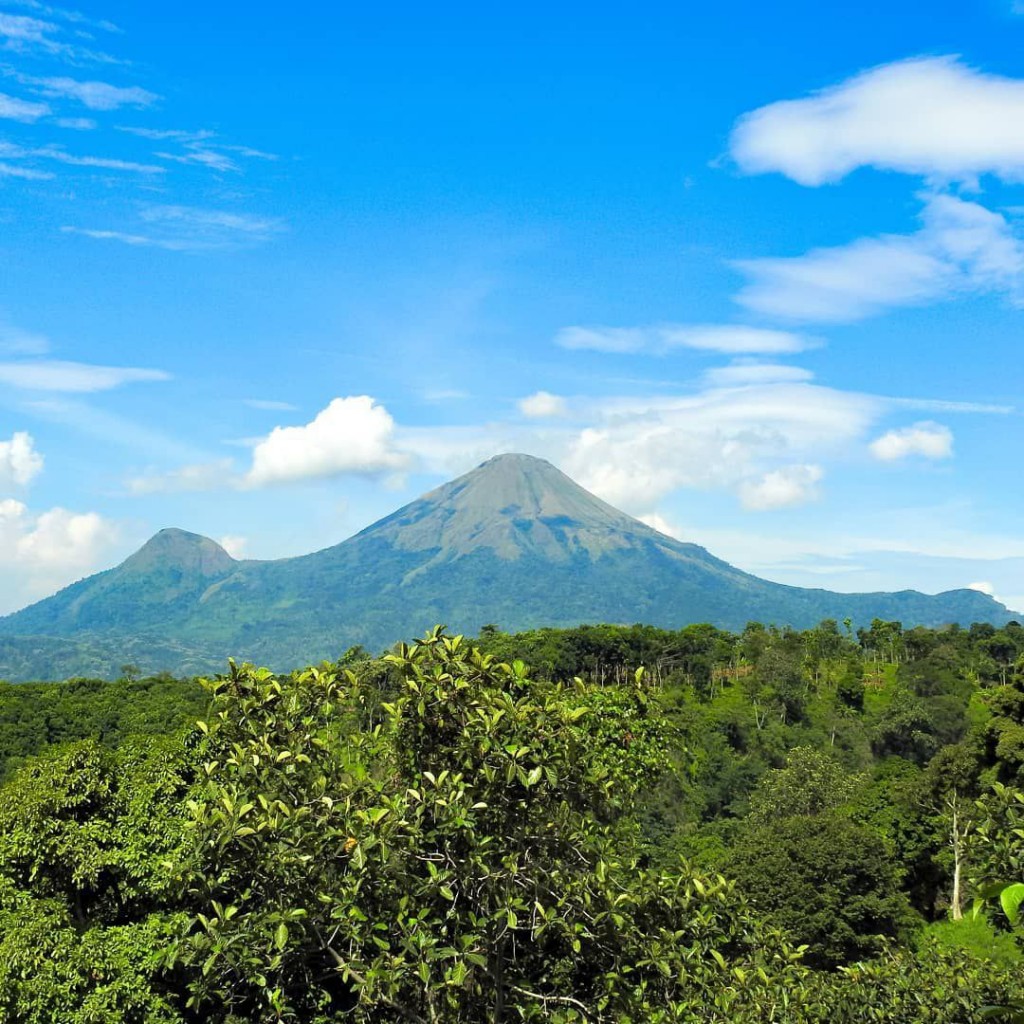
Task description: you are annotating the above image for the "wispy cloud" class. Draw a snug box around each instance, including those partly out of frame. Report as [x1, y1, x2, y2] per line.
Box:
[731, 56, 1024, 186]
[127, 459, 234, 495]
[0, 160, 54, 179]
[140, 205, 282, 235]
[37, 145, 164, 172]
[0, 139, 164, 173]
[156, 148, 239, 172]
[0, 359, 170, 392]
[59, 226, 194, 249]
[703, 361, 814, 386]
[0, 10, 119, 63]
[15, 73, 158, 109]
[2, 0, 120, 35]
[117, 125, 212, 142]
[556, 323, 815, 355]
[63, 204, 285, 251]
[0, 90, 49, 121]
[0, 12, 55, 46]
[734, 193, 1024, 322]
[116, 126, 277, 174]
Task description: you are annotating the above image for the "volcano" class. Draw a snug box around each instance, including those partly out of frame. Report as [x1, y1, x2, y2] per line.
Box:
[0, 453, 1013, 680]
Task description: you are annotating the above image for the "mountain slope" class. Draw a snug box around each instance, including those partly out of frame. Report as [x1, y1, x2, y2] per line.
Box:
[3, 529, 242, 636]
[0, 454, 1015, 680]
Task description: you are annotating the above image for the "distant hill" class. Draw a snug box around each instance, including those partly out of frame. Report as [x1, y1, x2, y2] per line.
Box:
[0, 453, 1015, 681]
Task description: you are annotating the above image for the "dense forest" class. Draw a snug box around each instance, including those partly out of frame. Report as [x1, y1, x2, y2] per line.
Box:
[1, 617, 1024, 1021]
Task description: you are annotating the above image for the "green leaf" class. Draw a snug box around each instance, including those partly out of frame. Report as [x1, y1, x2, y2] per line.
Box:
[1001, 883, 1024, 925]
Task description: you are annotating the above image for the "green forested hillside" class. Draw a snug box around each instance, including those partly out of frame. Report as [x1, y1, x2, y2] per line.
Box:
[1, 617, 1023, 1021]
[0, 455, 1013, 682]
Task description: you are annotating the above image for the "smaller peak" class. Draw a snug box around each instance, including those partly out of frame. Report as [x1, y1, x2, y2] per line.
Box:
[148, 527, 209, 544]
[124, 528, 236, 577]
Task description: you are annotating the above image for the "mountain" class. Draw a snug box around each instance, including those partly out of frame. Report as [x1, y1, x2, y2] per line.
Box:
[0, 453, 1015, 680]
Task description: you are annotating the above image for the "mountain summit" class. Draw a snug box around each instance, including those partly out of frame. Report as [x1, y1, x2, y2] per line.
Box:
[0, 453, 1014, 679]
[358, 453, 681, 565]
[120, 528, 237, 578]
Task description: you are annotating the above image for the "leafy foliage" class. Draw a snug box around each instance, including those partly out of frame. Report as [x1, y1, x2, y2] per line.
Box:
[0, 619, 1022, 1019]
[0, 739, 192, 1022]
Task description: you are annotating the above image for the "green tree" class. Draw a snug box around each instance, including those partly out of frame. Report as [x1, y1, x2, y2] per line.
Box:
[747, 747, 862, 826]
[730, 812, 913, 969]
[0, 739, 192, 1022]
[176, 629, 810, 1022]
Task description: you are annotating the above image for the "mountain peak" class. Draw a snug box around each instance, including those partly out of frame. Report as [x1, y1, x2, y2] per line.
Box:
[477, 452, 557, 470]
[122, 528, 236, 577]
[359, 452, 656, 563]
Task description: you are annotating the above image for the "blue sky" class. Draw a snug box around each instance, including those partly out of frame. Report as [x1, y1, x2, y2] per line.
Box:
[1, 0, 1023, 615]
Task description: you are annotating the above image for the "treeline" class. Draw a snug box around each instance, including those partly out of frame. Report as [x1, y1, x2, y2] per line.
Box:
[0, 671, 206, 782]
[0, 618, 1023, 1021]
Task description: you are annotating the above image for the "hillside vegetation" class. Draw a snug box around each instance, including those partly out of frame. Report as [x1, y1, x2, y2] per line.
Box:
[1, 616, 1024, 1020]
[0, 455, 1012, 682]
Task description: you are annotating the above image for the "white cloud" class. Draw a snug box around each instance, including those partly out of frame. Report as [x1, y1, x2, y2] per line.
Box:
[0, 499, 120, 613]
[0, 432, 43, 488]
[556, 323, 813, 354]
[735, 193, 1024, 322]
[15, 506, 107, 567]
[0, 359, 170, 392]
[218, 534, 247, 559]
[246, 396, 409, 487]
[21, 76, 158, 110]
[968, 580, 997, 596]
[560, 381, 875, 511]
[869, 421, 954, 461]
[731, 56, 1024, 186]
[405, 372, 999, 516]
[638, 512, 679, 538]
[0, 91, 49, 121]
[738, 464, 823, 510]
[518, 391, 568, 418]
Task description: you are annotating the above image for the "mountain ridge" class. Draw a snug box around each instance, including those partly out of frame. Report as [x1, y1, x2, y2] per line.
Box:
[0, 453, 1015, 680]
